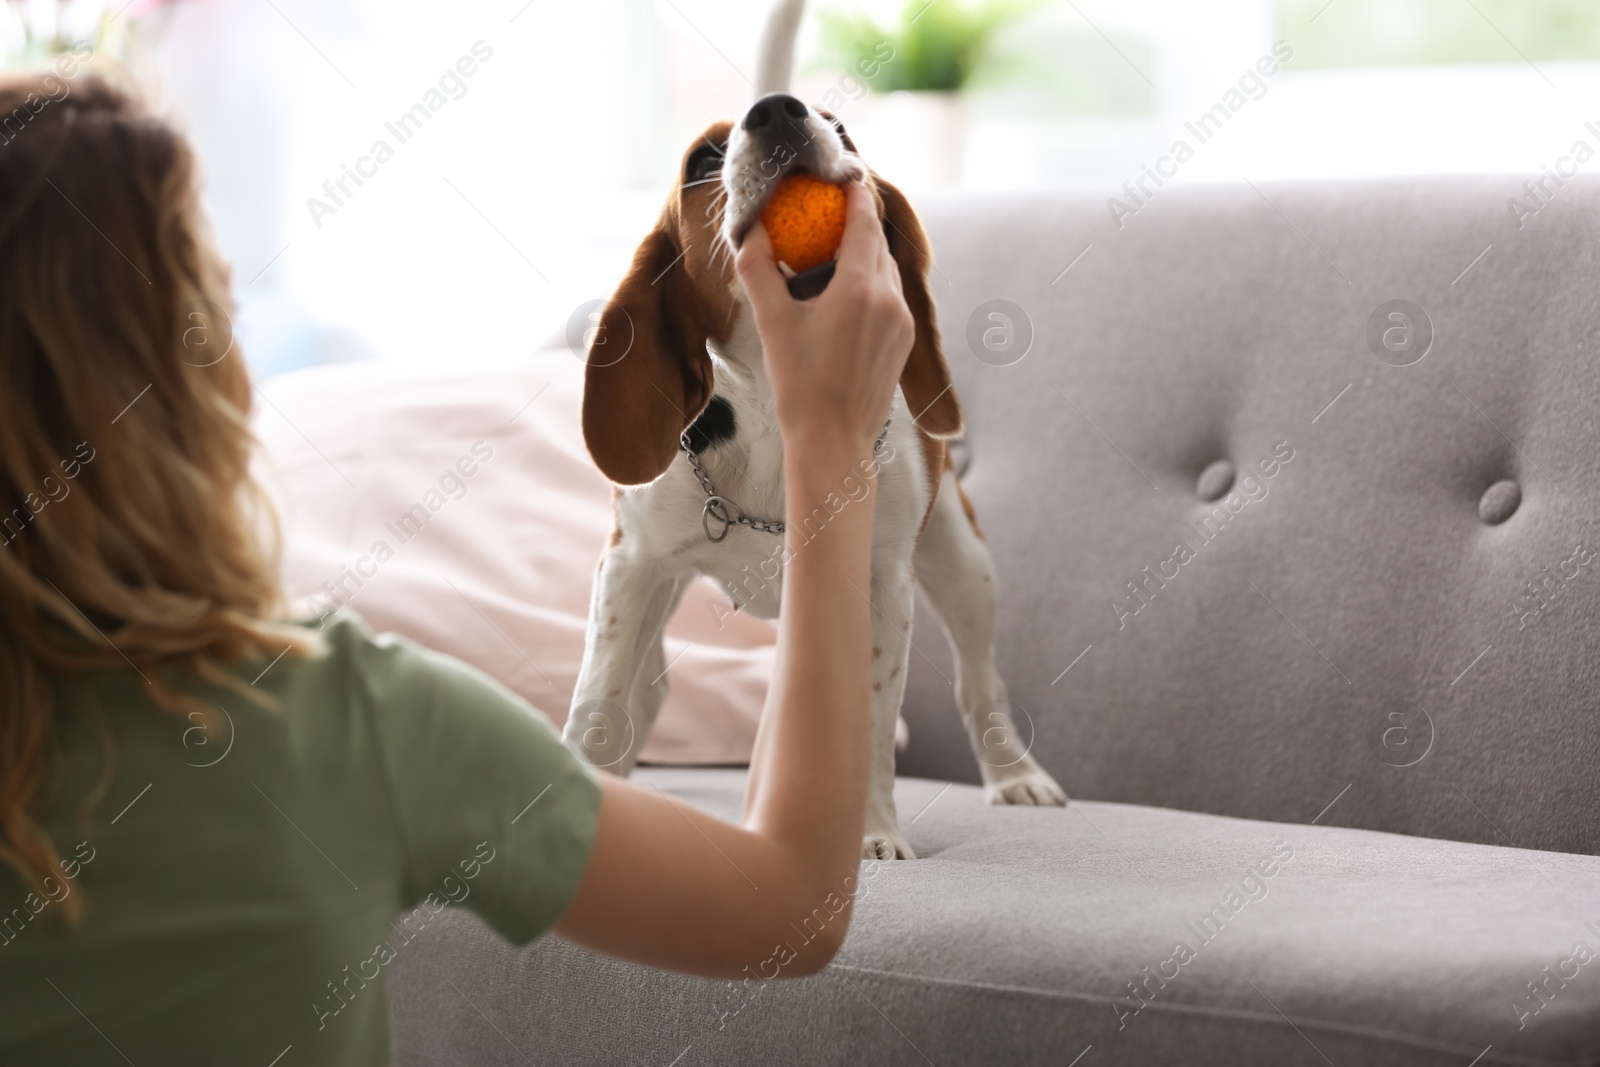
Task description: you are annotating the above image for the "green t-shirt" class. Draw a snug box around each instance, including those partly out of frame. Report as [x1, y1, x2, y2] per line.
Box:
[0, 614, 601, 1065]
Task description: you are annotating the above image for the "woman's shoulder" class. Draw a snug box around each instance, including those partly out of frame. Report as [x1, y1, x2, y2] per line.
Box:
[289, 609, 520, 702]
[271, 609, 556, 740]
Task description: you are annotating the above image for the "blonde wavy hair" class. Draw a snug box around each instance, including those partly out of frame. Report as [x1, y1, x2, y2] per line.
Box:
[0, 71, 316, 920]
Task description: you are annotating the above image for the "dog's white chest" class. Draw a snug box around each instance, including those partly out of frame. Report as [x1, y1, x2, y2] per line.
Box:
[674, 402, 926, 623]
[610, 330, 931, 632]
[734, 582, 783, 620]
[703, 535, 785, 620]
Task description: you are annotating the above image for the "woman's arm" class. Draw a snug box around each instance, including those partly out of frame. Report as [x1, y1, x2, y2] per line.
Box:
[553, 182, 914, 978]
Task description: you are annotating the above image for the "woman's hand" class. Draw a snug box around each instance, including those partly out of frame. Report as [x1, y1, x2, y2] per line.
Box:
[736, 180, 915, 459]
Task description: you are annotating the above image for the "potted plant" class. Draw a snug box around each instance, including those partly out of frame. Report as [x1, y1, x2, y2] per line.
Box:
[816, 0, 1036, 185]
[1, 0, 184, 74]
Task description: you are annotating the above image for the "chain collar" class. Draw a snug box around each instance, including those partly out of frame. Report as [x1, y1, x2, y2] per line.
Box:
[680, 408, 894, 543]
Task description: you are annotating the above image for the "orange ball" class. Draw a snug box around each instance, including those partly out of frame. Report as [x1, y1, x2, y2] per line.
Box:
[761, 174, 846, 274]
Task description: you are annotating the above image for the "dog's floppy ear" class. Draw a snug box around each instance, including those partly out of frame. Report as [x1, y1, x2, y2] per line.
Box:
[874, 174, 963, 438]
[582, 225, 714, 486]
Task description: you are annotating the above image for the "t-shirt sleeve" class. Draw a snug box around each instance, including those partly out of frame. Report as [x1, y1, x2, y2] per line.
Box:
[345, 621, 602, 945]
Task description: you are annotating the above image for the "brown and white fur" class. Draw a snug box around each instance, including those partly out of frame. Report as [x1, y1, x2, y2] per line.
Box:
[563, 2, 1065, 858]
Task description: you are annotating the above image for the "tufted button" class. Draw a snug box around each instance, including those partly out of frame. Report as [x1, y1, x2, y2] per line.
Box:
[1479, 479, 1521, 525]
[1196, 459, 1236, 502]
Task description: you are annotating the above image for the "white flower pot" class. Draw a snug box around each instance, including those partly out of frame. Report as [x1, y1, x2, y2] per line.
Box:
[844, 90, 969, 189]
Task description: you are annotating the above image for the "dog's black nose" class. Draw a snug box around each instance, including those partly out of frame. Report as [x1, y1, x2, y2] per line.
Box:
[743, 93, 808, 132]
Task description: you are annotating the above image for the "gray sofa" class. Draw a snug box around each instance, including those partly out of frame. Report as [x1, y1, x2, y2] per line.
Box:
[388, 178, 1600, 1065]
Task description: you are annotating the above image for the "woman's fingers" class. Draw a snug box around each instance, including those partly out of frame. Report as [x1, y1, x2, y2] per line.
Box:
[741, 174, 914, 450]
[834, 180, 885, 280]
[735, 222, 791, 314]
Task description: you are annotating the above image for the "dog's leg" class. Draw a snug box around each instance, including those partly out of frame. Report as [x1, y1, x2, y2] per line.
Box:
[863, 562, 919, 860]
[564, 547, 681, 776]
[613, 576, 686, 777]
[913, 467, 1068, 806]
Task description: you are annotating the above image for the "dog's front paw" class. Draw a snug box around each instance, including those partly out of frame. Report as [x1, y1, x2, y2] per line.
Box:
[985, 767, 1068, 807]
[861, 833, 916, 860]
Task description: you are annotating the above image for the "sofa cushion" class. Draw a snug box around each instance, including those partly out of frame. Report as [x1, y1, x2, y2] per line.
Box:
[896, 179, 1600, 855]
[255, 358, 779, 765]
[387, 768, 1600, 1067]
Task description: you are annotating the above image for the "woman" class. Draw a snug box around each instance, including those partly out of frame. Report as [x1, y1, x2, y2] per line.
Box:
[0, 73, 914, 1062]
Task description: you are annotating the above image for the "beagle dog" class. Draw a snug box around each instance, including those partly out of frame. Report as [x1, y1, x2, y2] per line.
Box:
[563, 95, 1065, 859]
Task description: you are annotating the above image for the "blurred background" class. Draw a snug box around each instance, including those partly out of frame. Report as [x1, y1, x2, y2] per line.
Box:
[6, 0, 1600, 379]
